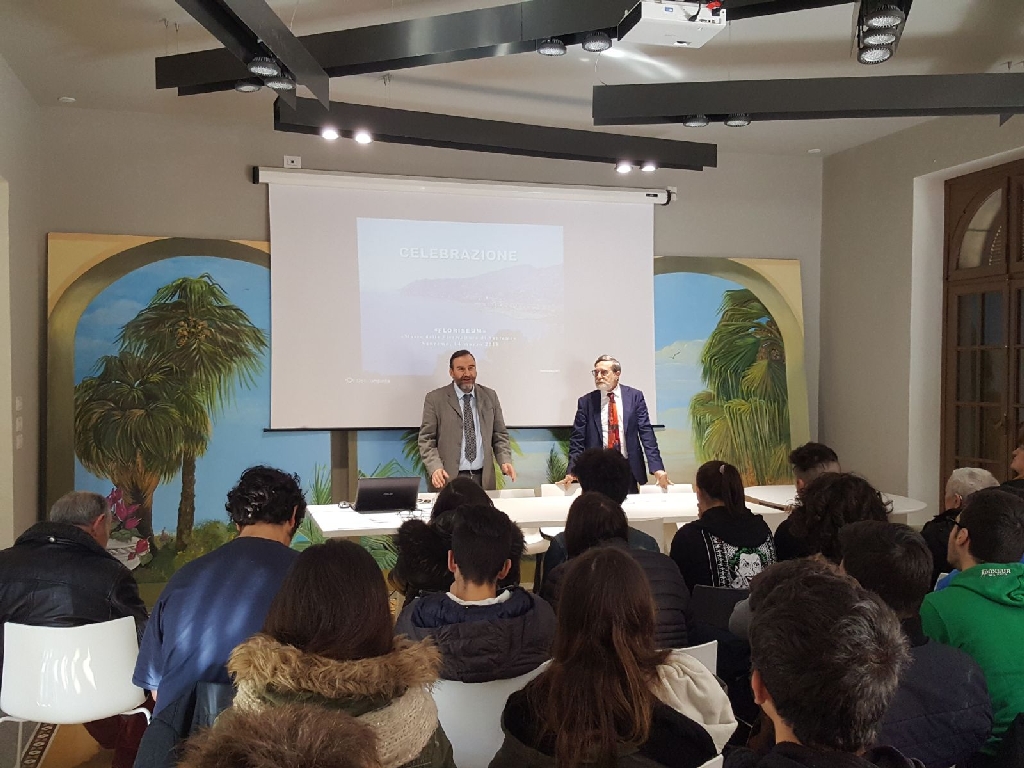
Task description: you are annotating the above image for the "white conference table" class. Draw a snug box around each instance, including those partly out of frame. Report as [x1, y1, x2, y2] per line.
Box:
[308, 484, 929, 553]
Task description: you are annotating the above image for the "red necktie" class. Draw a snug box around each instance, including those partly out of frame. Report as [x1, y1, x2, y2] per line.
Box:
[607, 392, 621, 452]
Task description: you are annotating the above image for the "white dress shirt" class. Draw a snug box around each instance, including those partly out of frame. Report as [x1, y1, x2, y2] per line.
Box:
[600, 385, 628, 459]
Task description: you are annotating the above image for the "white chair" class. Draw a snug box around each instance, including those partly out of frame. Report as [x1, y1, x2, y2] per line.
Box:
[639, 483, 693, 494]
[0, 618, 150, 737]
[431, 663, 547, 768]
[697, 755, 724, 768]
[680, 640, 718, 675]
[488, 489, 536, 499]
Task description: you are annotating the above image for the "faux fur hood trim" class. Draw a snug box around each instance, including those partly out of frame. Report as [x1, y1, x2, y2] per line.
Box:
[228, 634, 442, 700]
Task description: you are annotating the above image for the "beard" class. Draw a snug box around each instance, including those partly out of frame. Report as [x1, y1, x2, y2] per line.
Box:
[596, 380, 613, 392]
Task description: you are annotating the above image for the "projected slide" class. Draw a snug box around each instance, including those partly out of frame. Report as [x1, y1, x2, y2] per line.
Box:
[356, 218, 565, 376]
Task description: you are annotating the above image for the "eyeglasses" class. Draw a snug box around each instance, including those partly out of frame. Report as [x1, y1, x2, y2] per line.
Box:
[592, 369, 617, 377]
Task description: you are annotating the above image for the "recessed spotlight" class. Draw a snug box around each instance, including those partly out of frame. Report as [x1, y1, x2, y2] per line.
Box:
[863, 4, 905, 29]
[683, 114, 709, 128]
[641, 162, 657, 173]
[616, 161, 633, 174]
[725, 114, 751, 127]
[57, 96, 76, 104]
[321, 127, 340, 141]
[857, 45, 893, 65]
[862, 29, 897, 46]
[248, 56, 281, 78]
[353, 130, 373, 144]
[264, 74, 296, 91]
[234, 81, 262, 93]
[583, 32, 612, 53]
[808, 148, 822, 154]
[537, 38, 567, 56]
[673, 40, 691, 47]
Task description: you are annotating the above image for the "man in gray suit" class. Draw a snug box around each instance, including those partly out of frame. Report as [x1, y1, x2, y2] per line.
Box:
[418, 350, 516, 489]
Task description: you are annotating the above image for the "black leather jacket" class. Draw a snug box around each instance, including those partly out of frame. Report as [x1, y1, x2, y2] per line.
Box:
[0, 521, 148, 668]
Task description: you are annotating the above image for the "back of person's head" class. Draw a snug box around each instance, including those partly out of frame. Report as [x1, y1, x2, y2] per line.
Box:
[573, 448, 632, 504]
[262, 539, 393, 661]
[528, 545, 667, 768]
[945, 467, 999, 509]
[958, 487, 1024, 564]
[789, 472, 889, 563]
[49, 490, 108, 527]
[226, 466, 307, 528]
[749, 559, 908, 753]
[747, 558, 839, 613]
[789, 442, 840, 487]
[179, 703, 381, 768]
[431, 476, 492, 519]
[563, 492, 629, 558]
[694, 460, 745, 515]
[839, 521, 932, 618]
[450, 504, 515, 585]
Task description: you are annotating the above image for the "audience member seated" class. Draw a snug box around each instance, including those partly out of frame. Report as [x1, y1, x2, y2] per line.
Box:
[0, 491, 150, 768]
[670, 461, 775, 593]
[921, 487, 1024, 761]
[725, 559, 919, 768]
[773, 442, 841, 561]
[391, 477, 524, 605]
[491, 546, 737, 768]
[541, 492, 690, 649]
[227, 539, 455, 768]
[540, 449, 660, 588]
[134, 466, 304, 717]
[921, 467, 998, 586]
[180, 703, 382, 768]
[395, 504, 555, 682]
[839, 521, 992, 768]
[1002, 424, 1024, 493]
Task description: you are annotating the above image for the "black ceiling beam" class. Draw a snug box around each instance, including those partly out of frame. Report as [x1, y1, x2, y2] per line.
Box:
[157, 0, 856, 97]
[592, 72, 1024, 125]
[275, 98, 718, 171]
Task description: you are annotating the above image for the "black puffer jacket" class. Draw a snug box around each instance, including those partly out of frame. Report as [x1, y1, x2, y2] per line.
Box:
[0, 522, 148, 669]
[919, 510, 957, 586]
[395, 587, 555, 682]
[391, 511, 526, 604]
[725, 743, 923, 768]
[541, 540, 690, 649]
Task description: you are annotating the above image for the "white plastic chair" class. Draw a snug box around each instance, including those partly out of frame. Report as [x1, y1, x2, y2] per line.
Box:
[697, 755, 724, 768]
[0, 618, 150, 734]
[432, 663, 548, 768]
[639, 483, 693, 494]
[681, 640, 718, 675]
[540, 483, 580, 497]
[488, 489, 536, 499]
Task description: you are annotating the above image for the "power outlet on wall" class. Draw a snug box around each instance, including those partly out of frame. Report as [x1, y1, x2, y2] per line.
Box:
[284, 155, 301, 169]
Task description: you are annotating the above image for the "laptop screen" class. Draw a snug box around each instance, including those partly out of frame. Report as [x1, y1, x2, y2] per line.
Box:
[353, 477, 421, 512]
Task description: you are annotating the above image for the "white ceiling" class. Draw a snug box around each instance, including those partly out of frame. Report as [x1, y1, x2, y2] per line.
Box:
[0, 0, 1021, 156]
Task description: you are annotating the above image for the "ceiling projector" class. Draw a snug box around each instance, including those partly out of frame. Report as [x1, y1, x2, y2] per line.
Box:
[618, 1, 728, 48]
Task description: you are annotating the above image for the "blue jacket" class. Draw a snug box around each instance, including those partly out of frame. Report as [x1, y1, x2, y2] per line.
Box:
[394, 587, 555, 683]
[567, 385, 664, 486]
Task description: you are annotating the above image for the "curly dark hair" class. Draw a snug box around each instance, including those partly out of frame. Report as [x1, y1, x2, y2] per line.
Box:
[788, 472, 889, 563]
[225, 465, 307, 529]
[572, 448, 632, 504]
[789, 442, 840, 485]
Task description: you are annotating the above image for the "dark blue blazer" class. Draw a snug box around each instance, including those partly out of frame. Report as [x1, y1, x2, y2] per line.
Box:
[567, 384, 665, 486]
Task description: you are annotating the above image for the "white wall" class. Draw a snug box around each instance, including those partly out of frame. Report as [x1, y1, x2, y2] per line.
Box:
[821, 115, 1024, 509]
[0, 53, 43, 545]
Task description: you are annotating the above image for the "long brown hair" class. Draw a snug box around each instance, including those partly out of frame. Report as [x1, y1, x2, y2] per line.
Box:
[527, 546, 669, 768]
[262, 539, 394, 660]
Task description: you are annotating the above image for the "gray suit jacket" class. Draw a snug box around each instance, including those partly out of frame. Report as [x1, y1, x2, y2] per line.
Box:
[418, 383, 512, 490]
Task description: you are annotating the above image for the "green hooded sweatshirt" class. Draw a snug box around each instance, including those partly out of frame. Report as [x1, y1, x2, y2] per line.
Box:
[921, 561, 1024, 754]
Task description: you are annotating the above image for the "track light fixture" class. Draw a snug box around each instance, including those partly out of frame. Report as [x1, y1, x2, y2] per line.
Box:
[857, 45, 893, 64]
[855, 1, 908, 65]
[615, 161, 632, 174]
[583, 32, 612, 53]
[234, 80, 262, 93]
[247, 56, 281, 78]
[353, 130, 373, 144]
[863, 3, 906, 29]
[321, 127, 340, 140]
[862, 29, 897, 46]
[641, 162, 657, 173]
[537, 38, 567, 56]
[683, 115, 709, 128]
[264, 73, 296, 91]
[725, 114, 751, 127]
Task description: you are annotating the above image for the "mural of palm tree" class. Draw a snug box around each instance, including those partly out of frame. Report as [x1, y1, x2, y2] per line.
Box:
[119, 274, 267, 550]
[546, 428, 571, 484]
[690, 289, 790, 486]
[74, 351, 210, 542]
[400, 427, 523, 489]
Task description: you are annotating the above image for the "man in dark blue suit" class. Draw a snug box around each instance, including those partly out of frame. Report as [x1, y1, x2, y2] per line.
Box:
[563, 355, 670, 493]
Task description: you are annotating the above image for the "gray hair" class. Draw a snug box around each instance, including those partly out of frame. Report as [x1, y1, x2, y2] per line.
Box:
[593, 355, 621, 373]
[945, 467, 999, 501]
[49, 491, 109, 527]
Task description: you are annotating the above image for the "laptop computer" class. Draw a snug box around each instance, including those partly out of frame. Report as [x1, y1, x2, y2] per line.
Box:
[353, 477, 421, 512]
